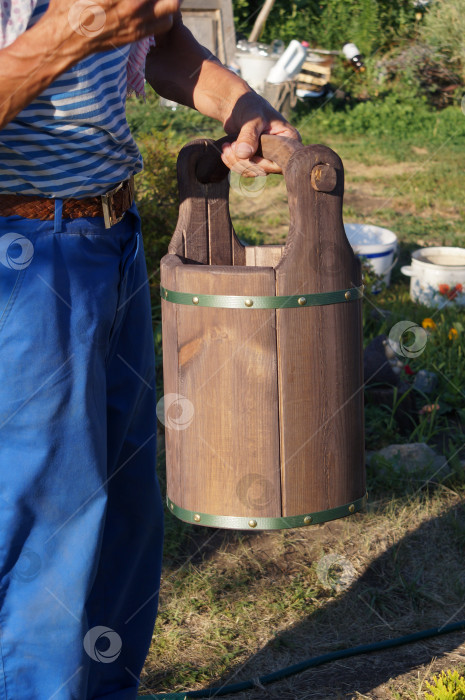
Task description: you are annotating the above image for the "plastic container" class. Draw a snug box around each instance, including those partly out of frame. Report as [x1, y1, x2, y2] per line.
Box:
[401, 247, 465, 307]
[266, 40, 307, 84]
[344, 223, 398, 287]
[235, 52, 279, 92]
[342, 43, 365, 72]
[235, 41, 280, 93]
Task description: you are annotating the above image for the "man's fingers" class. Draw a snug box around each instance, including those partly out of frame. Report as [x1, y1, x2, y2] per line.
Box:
[221, 143, 281, 176]
[152, 0, 181, 18]
[231, 121, 262, 160]
[151, 13, 174, 37]
[247, 155, 282, 174]
[233, 142, 254, 160]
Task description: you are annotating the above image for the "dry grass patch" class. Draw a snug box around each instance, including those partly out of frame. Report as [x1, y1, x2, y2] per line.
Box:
[141, 486, 465, 698]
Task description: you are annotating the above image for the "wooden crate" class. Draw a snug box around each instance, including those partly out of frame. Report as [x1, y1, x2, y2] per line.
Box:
[296, 57, 333, 93]
[160, 134, 366, 530]
[181, 0, 236, 66]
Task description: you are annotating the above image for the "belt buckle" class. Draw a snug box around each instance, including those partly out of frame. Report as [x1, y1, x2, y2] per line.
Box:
[101, 175, 135, 229]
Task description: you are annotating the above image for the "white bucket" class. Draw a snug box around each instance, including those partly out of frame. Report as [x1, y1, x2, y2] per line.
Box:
[235, 53, 279, 93]
[401, 246, 465, 307]
[344, 223, 398, 287]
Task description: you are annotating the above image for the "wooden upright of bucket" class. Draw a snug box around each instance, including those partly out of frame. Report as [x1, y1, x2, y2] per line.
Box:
[160, 134, 366, 530]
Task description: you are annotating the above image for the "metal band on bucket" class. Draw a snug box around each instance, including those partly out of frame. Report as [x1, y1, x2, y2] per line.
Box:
[160, 285, 364, 309]
[358, 249, 395, 259]
[166, 493, 368, 530]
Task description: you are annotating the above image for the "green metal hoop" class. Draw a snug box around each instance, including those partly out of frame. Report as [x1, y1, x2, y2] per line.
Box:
[166, 493, 368, 530]
[160, 285, 364, 309]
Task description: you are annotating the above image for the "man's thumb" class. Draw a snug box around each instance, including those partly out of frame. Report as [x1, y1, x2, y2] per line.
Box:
[234, 137, 256, 160]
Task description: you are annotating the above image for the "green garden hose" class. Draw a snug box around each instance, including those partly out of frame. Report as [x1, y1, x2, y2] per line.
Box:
[139, 619, 465, 698]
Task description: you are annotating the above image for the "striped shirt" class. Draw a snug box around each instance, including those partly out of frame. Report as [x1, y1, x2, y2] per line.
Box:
[0, 0, 150, 198]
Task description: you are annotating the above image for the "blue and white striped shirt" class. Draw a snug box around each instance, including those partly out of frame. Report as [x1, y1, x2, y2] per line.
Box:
[0, 0, 145, 198]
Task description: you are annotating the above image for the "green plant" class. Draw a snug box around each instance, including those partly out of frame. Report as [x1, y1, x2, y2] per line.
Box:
[126, 85, 221, 143]
[420, 0, 465, 82]
[297, 93, 465, 146]
[135, 130, 179, 281]
[234, 0, 321, 44]
[377, 43, 462, 109]
[233, 0, 416, 49]
[135, 131, 180, 376]
[424, 669, 465, 699]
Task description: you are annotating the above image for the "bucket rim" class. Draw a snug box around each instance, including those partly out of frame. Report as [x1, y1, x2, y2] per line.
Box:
[344, 222, 397, 247]
[411, 246, 465, 269]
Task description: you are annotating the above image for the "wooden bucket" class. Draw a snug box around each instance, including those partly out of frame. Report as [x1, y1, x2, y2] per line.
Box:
[159, 134, 366, 530]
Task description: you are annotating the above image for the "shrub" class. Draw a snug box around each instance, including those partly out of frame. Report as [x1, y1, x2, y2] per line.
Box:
[420, 0, 465, 83]
[296, 92, 465, 145]
[233, 0, 416, 53]
[378, 43, 462, 108]
[318, 0, 415, 55]
[424, 669, 465, 699]
[135, 131, 179, 282]
[234, 0, 321, 45]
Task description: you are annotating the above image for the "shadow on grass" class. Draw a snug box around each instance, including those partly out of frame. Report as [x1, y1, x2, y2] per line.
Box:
[149, 487, 465, 699]
[216, 500, 465, 699]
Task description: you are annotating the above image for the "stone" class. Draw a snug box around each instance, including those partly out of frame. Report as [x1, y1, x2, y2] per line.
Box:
[364, 334, 401, 387]
[367, 442, 452, 481]
[413, 370, 438, 394]
[369, 308, 393, 321]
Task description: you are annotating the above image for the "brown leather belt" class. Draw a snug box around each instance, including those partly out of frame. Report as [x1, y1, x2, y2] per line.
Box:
[0, 175, 135, 229]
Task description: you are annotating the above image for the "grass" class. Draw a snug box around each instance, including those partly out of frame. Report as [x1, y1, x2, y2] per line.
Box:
[141, 482, 465, 698]
[131, 91, 465, 698]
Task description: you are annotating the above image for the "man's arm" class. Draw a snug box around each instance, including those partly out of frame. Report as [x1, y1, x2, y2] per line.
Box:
[145, 13, 301, 175]
[0, 0, 181, 131]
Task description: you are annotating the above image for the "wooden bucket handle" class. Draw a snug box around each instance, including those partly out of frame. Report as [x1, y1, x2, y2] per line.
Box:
[168, 133, 359, 291]
[194, 133, 303, 184]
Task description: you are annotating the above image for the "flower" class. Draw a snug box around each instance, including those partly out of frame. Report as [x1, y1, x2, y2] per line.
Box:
[419, 403, 440, 415]
[449, 328, 458, 340]
[439, 283, 463, 300]
[448, 284, 463, 300]
[404, 364, 415, 375]
[422, 318, 437, 331]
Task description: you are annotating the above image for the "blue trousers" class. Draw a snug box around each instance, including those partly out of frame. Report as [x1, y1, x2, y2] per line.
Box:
[0, 202, 164, 699]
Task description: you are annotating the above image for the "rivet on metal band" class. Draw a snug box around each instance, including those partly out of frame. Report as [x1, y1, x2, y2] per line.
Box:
[166, 493, 368, 530]
[160, 285, 364, 309]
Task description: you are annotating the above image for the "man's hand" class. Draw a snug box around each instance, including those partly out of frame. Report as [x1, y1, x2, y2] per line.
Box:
[145, 19, 301, 177]
[0, 0, 182, 130]
[220, 92, 301, 177]
[42, 0, 181, 55]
